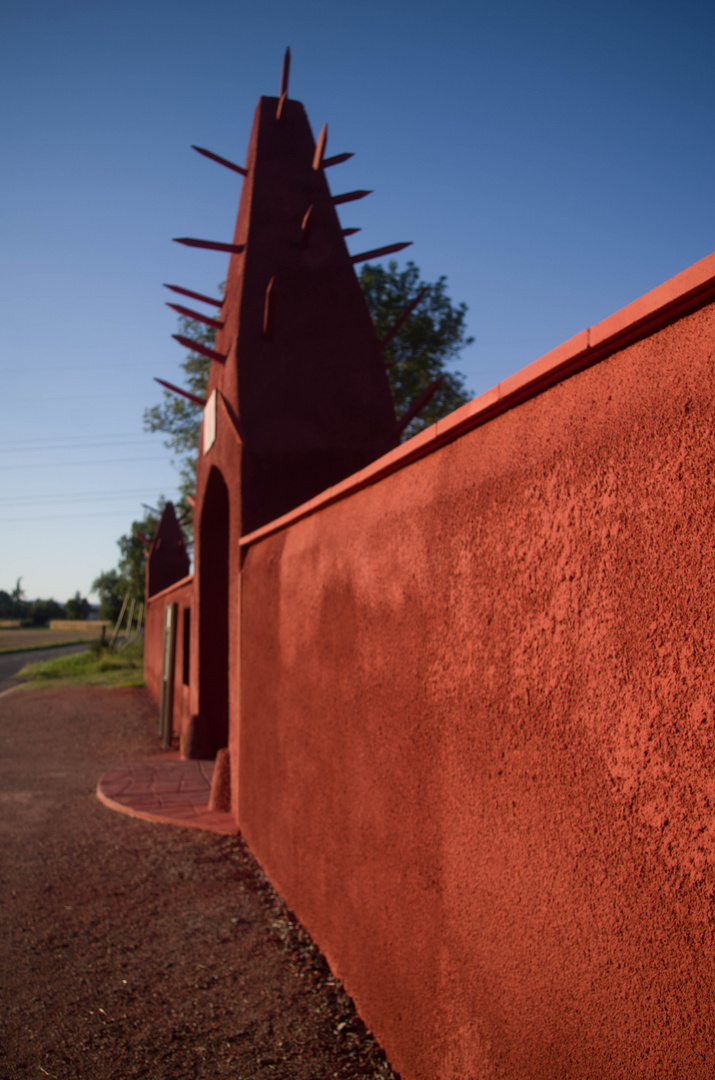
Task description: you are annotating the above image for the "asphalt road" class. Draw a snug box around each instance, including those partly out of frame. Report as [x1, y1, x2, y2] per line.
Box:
[0, 642, 91, 694]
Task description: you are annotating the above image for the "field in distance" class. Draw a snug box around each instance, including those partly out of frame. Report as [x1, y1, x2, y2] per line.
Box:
[0, 625, 109, 654]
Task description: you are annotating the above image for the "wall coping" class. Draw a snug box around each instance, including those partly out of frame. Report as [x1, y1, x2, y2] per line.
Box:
[240, 249, 715, 550]
[145, 573, 194, 605]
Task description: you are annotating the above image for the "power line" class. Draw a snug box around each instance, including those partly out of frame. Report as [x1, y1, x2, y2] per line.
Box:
[0, 491, 166, 507]
[4, 510, 168, 523]
[0, 436, 154, 450]
[0, 456, 171, 470]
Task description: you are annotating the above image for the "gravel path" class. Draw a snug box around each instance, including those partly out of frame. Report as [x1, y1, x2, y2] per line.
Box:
[0, 685, 397, 1080]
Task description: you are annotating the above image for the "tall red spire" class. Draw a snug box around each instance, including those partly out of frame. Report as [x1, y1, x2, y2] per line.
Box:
[198, 91, 399, 532]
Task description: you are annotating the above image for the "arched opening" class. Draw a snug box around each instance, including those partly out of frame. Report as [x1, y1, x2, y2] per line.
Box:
[197, 466, 230, 758]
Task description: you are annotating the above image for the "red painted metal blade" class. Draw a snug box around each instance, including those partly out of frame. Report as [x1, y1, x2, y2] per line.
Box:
[134, 531, 151, 547]
[312, 124, 327, 170]
[173, 237, 245, 254]
[396, 375, 444, 435]
[263, 277, 276, 341]
[172, 335, 227, 364]
[192, 145, 247, 177]
[341, 228, 361, 237]
[301, 205, 313, 248]
[380, 287, 428, 347]
[276, 92, 287, 121]
[332, 190, 372, 206]
[324, 152, 354, 168]
[163, 284, 223, 309]
[166, 303, 224, 331]
[186, 495, 196, 508]
[154, 377, 207, 408]
[280, 47, 291, 97]
[350, 242, 412, 265]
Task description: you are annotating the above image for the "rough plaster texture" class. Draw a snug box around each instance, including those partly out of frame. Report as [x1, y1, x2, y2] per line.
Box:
[144, 575, 192, 743]
[238, 303, 715, 1079]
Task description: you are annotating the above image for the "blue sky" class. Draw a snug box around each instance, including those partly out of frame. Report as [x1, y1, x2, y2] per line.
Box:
[2, 0, 714, 603]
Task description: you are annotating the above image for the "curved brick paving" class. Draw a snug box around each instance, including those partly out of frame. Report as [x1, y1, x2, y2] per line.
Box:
[97, 753, 237, 835]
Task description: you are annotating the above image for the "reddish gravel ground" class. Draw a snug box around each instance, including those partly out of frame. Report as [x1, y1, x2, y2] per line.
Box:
[0, 685, 398, 1080]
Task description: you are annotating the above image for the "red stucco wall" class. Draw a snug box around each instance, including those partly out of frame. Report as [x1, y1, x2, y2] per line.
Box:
[238, 301, 715, 1078]
[144, 575, 193, 744]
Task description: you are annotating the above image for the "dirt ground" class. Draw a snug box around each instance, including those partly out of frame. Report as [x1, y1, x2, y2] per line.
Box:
[0, 685, 398, 1080]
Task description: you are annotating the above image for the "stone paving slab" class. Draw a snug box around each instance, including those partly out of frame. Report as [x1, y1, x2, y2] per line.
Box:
[97, 753, 238, 835]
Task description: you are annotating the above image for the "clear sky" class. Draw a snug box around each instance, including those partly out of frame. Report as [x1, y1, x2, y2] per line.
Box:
[2, 0, 714, 603]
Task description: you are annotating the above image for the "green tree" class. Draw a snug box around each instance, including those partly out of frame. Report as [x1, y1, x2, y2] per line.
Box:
[91, 569, 124, 624]
[117, 507, 161, 600]
[30, 598, 64, 626]
[91, 507, 161, 620]
[143, 263, 474, 491]
[143, 314, 216, 519]
[360, 260, 473, 437]
[65, 591, 90, 621]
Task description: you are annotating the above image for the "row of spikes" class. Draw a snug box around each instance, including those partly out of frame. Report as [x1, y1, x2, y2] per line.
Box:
[156, 48, 443, 437]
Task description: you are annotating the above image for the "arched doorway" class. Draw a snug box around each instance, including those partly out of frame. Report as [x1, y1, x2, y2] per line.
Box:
[197, 466, 229, 758]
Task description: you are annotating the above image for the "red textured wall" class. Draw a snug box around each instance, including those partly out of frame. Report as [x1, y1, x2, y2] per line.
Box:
[144, 575, 193, 744]
[238, 301, 715, 1079]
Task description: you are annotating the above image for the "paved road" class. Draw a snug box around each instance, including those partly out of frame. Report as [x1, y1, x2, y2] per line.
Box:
[0, 642, 91, 694]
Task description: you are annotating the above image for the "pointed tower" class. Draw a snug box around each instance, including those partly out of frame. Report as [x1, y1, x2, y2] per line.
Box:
[145, 502, 190, 598]
[200, 85, 399, 531]
[165, 54, 405, 758]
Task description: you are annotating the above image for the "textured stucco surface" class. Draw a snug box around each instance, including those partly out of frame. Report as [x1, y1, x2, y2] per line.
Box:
[239, 304, 715, 1079]
[144, 576, 193, 741]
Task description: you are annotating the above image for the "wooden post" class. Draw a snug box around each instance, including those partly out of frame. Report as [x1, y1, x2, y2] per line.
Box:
[124, 598, 136, 642]
[109, 594, 129, 647]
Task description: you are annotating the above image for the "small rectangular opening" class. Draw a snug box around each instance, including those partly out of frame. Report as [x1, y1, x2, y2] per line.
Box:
[182, 607, 191, 686]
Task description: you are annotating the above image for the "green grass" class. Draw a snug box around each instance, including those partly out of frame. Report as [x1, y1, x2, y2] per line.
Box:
[16, 638, 146, 689]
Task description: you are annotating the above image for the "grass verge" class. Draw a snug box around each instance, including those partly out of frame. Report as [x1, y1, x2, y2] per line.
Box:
[16, 638, 145, 689]
[0, 638, 95, 656]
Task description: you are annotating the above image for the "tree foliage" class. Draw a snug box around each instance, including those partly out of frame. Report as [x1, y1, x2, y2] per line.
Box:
[0, 588, 67, 626]
[64, 591, 90, 621]
[142, 263, 474, 500]
[361, 261, 473, 437]
[92, 507, 162, 621]
[143, 315, 215, 516]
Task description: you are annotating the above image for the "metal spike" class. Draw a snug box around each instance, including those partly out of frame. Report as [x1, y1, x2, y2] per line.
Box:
[396, 376, 444, 436]
[172, 335, 227, 363]
[312, 124, 327, 170]
[350, 242, 412, 265]
[174, 237, 245, 255]
[154, 378, 207, 408]
[300, 206, 313, 248]
[332, 190, 372, 206]
[380, 287, 428, 347]
[276, 92, 287, 121]
[166, 303, 224, 331]
[141, 503, 160, 516]
[263, 277, 276, 341]
[192, 145, 247, 177]
[186, 495, 196, 508]
[323, 152, 354, 168]
[134, 531, 152, 547]
[163, 284, 223, 308]
[341, 228, 361, 237]
[280, 47, 291, 96]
